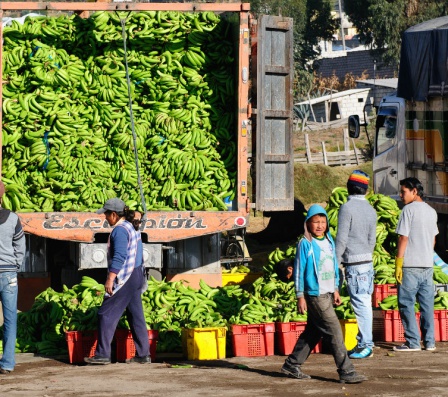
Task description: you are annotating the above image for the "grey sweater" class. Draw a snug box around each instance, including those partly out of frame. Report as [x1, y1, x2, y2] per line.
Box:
[0, 208, 26, 272]
[336, 195, 377, 265]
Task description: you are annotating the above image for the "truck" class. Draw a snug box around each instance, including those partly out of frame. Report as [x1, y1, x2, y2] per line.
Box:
[349, 16, 448, 259]
[0, 1, 295, 309]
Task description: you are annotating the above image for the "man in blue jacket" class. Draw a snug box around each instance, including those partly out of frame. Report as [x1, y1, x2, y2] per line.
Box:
[280, 204, 366, 384]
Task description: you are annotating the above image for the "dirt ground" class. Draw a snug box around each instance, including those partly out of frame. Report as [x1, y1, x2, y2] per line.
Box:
[2, 343, 448, 396]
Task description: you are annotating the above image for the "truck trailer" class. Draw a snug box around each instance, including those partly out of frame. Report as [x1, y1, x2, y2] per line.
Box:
[0, 2, 295, 308]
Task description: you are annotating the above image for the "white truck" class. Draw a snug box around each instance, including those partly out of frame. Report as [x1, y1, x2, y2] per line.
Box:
[349, 16, 448, 258]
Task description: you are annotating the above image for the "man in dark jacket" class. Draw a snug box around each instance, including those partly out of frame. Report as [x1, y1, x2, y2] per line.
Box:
[0, 181, 26, 374]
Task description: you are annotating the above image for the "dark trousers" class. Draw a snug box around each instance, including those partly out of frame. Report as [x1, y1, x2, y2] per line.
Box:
[96, 266, 149, 358]
[285, 293, 354, 375]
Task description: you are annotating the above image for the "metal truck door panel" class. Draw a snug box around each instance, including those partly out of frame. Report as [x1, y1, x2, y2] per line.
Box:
[78, 242, 162, 270]
[165, 234, 220, 275]
[255, 15, 294, 211]
[373, 104, 402, 196]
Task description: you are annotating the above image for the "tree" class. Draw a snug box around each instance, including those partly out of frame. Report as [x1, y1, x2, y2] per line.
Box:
[249, 0, 338, 98]
[344, 0, 448, 65]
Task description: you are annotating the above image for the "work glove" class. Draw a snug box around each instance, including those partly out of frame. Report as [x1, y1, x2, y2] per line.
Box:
[395, 257, 404, 284]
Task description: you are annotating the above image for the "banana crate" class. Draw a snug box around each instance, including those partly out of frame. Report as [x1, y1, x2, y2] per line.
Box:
[221, 272, 263, 286]
[275, 322, 322, 355]
[115, 329, 159, 362]
[230, 323, 275, 357]
[321, 319, 358, 353]
[181, 327, 226, 360]
[373, 310, 421, 342]
[372, 284, 397, 308]
[65, 330, 98, 364]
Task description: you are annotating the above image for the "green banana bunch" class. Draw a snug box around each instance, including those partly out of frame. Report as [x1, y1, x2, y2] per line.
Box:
[434, 266, 448, 284]
[2, 11, 238, 212]
[434, 290, 448, 309]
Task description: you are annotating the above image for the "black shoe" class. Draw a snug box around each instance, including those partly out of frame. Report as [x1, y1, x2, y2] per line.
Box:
[84, 355, 111, 365]
[339, 371, 367, 384]
[281, 363, 311, 379]
[126, 355, 151, 364]
[0, 368, 11, 374]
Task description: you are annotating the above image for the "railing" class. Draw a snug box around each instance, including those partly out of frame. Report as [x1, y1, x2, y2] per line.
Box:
[294, 133, 367, 166]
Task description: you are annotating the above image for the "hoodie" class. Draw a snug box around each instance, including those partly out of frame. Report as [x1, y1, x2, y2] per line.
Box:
[293, 204, 339, 298]
[0, 208, 26, 272]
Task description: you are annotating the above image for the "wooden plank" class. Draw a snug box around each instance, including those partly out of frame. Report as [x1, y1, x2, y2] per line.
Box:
[321, 142, 328, 166]
[255, 15, 294, 212]
[305, 134, 312, 163]
[352, 139, 360, 165]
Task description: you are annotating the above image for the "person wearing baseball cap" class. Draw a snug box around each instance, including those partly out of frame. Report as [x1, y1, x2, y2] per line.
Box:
[0, 181, 26, 374]
[336, 170, 377, 359]
[96, 197, 126, 214]
[85, 198, 150, 365]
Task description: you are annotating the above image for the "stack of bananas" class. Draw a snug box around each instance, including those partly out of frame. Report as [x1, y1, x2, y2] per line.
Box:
[1, 10, 236, 212]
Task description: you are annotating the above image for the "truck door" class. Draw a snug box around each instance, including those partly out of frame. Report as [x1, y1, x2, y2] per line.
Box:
[253, 15, 294, 211]
[373, 101, 403, 197]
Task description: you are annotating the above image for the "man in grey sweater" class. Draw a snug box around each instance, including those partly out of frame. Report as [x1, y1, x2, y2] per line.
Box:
[336, 170, 377, 359]
[0, 181, 26, 374]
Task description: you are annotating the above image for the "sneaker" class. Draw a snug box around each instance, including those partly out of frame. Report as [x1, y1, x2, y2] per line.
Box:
[84, 355, 111, 365]
[348, 347, 373, 359]
[281, 363, 311, 379]
[126, 355, 151, 364]
[339, 371, 368, 384]
[347, 347, 357, 356]
[425, 346, 436, 351]
[0, 368, 11, 374]
[393, 344, 421, 352]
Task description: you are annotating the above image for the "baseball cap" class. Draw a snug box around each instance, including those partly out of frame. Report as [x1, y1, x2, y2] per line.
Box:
[96, 198, 126, 214]
[347, 170, 369, 189]
[0, 181, 4, 198]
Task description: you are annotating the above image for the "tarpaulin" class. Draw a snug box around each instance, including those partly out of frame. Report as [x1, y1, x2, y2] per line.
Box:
[397, 16, 448, 101]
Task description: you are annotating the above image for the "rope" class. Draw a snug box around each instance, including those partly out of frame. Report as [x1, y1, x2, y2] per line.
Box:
[118, 13, 148, 220]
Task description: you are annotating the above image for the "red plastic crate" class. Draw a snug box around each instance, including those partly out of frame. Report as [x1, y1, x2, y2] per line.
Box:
[65, 330, 98, 364]
[434, 310, 448, 341]
[230, 323, 275, 357]
[372, 284, 397, 308]
[274, 322, 321, 355]
[115, 329, 158, 362]
[381, 310, 420, 342]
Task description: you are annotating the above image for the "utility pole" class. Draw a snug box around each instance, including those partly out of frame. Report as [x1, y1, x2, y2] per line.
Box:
[338, 0, 346, 51]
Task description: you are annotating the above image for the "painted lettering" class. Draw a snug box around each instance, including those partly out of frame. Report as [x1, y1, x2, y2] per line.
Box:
[184, 219, 206, 229]
[43, 214, 65, 229]
[41, 215, 208, 230]
[166, 218, 187, 228]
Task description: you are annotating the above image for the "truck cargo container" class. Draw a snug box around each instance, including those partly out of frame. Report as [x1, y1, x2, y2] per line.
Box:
[0, 2, 294, 306]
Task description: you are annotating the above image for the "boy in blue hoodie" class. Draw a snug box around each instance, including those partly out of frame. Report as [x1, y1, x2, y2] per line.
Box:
[280, 204, 367, 384]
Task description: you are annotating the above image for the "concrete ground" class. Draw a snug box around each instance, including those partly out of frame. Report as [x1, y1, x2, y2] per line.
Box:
[1, 342, 448, 397]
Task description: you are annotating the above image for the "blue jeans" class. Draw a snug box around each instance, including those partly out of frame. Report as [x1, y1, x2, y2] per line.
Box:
[398, 267, 434, 348]
[345, 263, 374, 349]
[0, 272, 18, 371]
[285, 293, 355, 376]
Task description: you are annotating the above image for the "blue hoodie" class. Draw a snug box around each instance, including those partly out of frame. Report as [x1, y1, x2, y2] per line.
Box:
[293, 204, 339, 298]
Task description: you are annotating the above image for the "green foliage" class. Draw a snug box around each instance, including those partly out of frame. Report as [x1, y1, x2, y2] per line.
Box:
[249, 0, 339, 97]
[345, 0, 448, 65]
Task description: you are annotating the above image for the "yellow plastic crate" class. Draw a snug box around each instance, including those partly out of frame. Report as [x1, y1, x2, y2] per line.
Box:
[181, 327, 226, 360]
[221, 272, 263, 286]
[339, 319, 358, 350]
